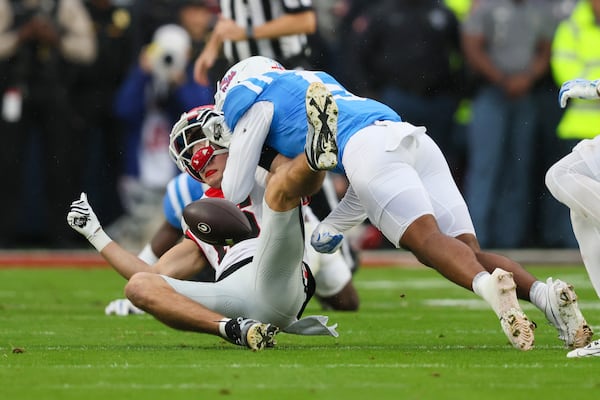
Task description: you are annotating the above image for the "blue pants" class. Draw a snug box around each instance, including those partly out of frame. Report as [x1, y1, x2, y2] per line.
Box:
[464, 86, 537, 248]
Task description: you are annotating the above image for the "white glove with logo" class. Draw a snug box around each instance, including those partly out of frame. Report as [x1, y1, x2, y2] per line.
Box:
[66, 192, 112, 251]
[559, 78, 600, 108]
[311, 223, 344, 254]
[196, 108, 232, 148]
[105, 298, 145, 316]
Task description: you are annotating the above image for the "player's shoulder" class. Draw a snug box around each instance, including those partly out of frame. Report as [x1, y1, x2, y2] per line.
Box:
[166, 173, 205, 203]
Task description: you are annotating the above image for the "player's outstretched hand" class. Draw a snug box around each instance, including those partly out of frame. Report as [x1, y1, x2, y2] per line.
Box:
[67, 192, 112, 251]
[311, 223, 344, 254]
[559, 78, 600, 108]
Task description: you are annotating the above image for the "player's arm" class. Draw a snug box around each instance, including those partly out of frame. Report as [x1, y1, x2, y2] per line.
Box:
[67, 193, 202, 280]
[250, 10, 316, 40]
[311, 185, 368, 254]
[193, 27, 223, 85]
[221, 102, 273, 204]
[152, 238, 208, 280]
[137, 220, 184, 265]
[66, 193, 161, 279]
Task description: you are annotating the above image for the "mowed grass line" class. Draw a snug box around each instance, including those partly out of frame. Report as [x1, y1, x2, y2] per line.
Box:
[1, 266, 599, 400]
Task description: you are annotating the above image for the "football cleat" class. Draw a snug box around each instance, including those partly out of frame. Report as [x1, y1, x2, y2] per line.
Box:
[224, 317, 279, 351]
[566, 340, 600, 358]
[305, 81, 339, 171]
[544, 278, 593, 349]
[486, 268, 536, 351]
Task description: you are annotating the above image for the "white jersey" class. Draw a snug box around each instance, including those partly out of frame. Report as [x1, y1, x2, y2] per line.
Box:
[186, 168, 267, 279]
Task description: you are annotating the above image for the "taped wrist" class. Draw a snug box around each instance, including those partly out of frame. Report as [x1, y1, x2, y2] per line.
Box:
[88, 228, 112, 252]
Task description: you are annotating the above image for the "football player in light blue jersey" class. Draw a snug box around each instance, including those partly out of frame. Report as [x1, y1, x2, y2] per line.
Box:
[221, 69, 401, 175]
[163, 173, 206, 232]
[209, 56, 593, 351]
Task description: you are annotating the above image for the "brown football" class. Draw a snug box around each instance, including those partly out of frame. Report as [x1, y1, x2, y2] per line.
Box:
[183, 198, 253, 246]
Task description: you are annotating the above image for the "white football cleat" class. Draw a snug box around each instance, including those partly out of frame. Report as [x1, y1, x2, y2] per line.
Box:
[544, 278, 593, 348]
[305, 81, 338, 171]
[566, 340, 600, 358]
[486, 268, 536, 351]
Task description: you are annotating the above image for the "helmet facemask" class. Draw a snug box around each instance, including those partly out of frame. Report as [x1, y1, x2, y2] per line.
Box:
[169, 107, 229, 182]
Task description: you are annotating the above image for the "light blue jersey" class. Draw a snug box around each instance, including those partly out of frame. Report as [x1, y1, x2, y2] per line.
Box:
[222, 70, 401, 174]
[163, 173, 205, 229]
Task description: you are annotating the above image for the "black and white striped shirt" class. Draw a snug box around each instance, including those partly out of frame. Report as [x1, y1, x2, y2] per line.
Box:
[219, 0, 313, 67]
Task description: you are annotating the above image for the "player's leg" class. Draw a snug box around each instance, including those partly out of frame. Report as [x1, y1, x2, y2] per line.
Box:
[546, 145, 600, 297]
[312, 256, 359, 311]
[342, 122, 534, 350]
[303, 203, 359, 310]
[246, 85, 340, 321]
[419, 132, 591, 349]
[125, 271, 277, 350]
[571, 211, 600, 297]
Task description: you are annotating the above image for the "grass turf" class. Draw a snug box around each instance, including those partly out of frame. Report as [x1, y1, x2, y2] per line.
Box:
[1, 265, 599, 399]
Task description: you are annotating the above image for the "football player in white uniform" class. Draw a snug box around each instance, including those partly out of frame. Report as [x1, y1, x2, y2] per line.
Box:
[68, 104, 342, 350]
[546, 78, 600, 358]
[105, 104, 358, 316]
[207, 56, 593, 351]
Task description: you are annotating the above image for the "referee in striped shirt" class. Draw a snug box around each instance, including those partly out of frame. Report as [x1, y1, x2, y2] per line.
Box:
[193, 0, 316, 85]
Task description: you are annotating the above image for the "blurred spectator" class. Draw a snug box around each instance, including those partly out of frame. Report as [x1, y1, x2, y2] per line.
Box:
[110, 20, 214, 249]
[357, 0, 464, 182]
[551, 0, 600, 139]
[193, 0, 317, 86]
[0, 0, 96, 248]
[129, 0, 181, 53]
[531, 0, 578, 248]
[178, 0, 219, 60]
[329, 0, 379, 93]
[461, 0, 555, 248]
[69, 0, 136, 231]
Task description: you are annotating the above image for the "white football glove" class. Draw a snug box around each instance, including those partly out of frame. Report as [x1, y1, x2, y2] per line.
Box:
[66, 192, 112, 251]
[196, 108, 232, 148]
[311, 223, 344, 254]
[105, 298, 145, 316]
[558, 78, 600, 108]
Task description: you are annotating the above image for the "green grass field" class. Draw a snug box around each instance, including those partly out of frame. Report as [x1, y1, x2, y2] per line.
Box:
[1, 264, 599, 400]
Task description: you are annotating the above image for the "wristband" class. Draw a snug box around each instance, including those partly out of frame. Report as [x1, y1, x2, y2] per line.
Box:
[89, 229, 112, 252]
[246, 25, 254, 40]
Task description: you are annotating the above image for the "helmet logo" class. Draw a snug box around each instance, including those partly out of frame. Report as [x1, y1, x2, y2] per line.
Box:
[219, 70, 237, 93]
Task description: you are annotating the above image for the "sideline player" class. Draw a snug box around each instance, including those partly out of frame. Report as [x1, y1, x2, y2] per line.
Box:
[546, 78, 600, 357]
[67, 103, 342, 350]
[207, 56, 593, 351]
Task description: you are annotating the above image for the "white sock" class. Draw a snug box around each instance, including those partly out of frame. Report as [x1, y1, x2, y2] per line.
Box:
[217, 318, 231, 338]
[472, 271, 498, 313]
[529, 280, 548, 312]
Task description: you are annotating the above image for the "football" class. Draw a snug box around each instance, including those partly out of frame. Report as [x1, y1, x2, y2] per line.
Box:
[183, 197, 253, 246]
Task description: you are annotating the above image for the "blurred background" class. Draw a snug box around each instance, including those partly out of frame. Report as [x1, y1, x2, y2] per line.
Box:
[0, 0, 598, 254]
